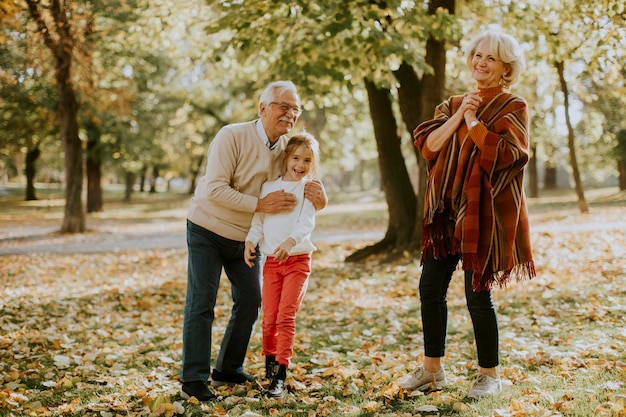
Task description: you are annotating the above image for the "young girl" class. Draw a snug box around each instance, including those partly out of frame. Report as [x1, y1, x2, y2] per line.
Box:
[244, 132, 321, 399]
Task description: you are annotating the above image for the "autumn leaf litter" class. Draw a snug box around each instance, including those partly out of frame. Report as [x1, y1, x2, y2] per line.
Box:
[1, 204, 625, 417]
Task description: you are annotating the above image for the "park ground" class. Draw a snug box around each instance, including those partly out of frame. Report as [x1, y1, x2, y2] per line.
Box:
[1, 186, 625, 417]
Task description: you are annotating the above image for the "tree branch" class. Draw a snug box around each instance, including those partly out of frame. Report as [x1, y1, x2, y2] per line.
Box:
[25, 0, 57, 52]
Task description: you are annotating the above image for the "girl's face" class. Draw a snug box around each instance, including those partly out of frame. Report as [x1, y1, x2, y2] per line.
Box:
[283, 145, 314, 181]
[470, 39, 510, 88]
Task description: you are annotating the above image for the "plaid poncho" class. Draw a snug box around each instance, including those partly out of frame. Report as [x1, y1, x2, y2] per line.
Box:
[414, 86, 535, 291]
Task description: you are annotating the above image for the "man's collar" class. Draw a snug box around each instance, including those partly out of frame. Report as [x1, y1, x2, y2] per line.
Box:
[256, 119, 278, 150]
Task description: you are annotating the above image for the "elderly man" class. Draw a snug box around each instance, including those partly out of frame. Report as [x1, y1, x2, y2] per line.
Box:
[180, 81, 327, 401]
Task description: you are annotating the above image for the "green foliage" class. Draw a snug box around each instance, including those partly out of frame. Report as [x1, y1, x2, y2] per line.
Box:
[205, 0, 460, 94]
[2, 0, 624, 204]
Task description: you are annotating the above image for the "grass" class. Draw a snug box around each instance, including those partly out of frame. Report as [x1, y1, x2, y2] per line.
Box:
[1, 185, 625, 416]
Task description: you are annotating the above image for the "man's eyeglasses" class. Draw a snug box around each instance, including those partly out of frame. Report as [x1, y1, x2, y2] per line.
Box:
[269, 101, 303, 117]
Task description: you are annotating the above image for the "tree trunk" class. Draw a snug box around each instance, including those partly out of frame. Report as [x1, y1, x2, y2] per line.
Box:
[57, 57, 85, 232]
[149, 166, 159, 193]
[544, 165, 557, 189]
[417, 32, 449, 244]
[139, 165, 147, 192]
[395, 0, 453, 254]
[619, 160, 626, 191]
[188, 155, 204, 194]
[84, 13, 102, 213]
[416, 0, 454, 237]
[25, 146, 40, 201]
[26, 0, 85, 232]
[124, 171, 135, 202]
[345, 79, 416, 262]
[345, 0, 453, 262]
[86, 119, 103, 212]
[394, 61, 424, 255]
[556, 60, 588, 213]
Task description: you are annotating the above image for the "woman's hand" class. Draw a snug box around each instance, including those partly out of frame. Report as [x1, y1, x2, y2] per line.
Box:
[462, 91, 482, 126]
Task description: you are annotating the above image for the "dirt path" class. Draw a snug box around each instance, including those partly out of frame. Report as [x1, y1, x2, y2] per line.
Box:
[0, 218, 388, 256]
[1, 197, 625, 257]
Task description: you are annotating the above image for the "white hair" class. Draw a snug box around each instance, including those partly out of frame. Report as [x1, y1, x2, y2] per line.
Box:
[465, 29, 526, 87]
[257, 81, 300, 116]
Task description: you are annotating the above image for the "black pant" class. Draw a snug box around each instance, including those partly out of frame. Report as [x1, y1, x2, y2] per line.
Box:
[419, 255, 499, 368]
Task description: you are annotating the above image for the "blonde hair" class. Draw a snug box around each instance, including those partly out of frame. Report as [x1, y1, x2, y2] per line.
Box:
[283, 131, 320, 178]
[465, 29, 526, 88]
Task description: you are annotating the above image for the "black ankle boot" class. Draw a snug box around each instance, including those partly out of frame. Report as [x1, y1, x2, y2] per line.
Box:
[265, 355, 278, 380]
[265, 364, 287, 398]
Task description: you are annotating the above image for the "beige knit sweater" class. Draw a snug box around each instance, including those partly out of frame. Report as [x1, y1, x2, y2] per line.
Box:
[187, 120, 288, 241]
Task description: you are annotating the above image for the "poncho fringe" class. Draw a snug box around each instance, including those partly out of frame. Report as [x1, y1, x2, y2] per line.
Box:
[416, 87, 536, 291]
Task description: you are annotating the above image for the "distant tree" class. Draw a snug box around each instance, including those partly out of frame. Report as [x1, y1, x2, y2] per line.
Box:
[509, 0, 625, 212]
[0, 5, 57, 200]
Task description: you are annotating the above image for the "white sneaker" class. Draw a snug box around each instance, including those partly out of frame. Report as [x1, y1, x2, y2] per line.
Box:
[398, 366, 447, 392]
[467, 374, 502, 399]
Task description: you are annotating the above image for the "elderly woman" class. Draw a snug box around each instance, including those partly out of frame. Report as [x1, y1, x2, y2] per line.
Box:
[399, 29, 535, 399]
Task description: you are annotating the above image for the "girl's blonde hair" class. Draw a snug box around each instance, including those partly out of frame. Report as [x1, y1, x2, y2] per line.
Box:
[283, 131, 320, 178]
[465, 29, 526, 88]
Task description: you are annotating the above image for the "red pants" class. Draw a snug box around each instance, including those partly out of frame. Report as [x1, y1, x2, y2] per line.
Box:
[262, 254, 311, 367]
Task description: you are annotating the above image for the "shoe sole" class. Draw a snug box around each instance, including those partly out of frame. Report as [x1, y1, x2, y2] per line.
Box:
[264, 390, 287, 399]
[180, 391, 216, 402]
[400, 380, 448, 392]
[211, 379, 254, 387]
[467, 387, 502, 400]
[210, 380, 237, 387]
[419, 381, 448, 392]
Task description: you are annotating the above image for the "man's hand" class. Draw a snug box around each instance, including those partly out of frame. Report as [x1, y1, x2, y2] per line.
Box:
[256, 190, 297, 213]
[273, 238, 296, 264]
[304, 179, 328, 210]
[244, 241, 257, 268]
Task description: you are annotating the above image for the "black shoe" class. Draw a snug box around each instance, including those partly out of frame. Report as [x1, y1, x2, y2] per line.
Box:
[181, 381, 216, 402]
[210, 369, 254, 387]
[265, 355, 278, 380]
[264, 364, 287, 399]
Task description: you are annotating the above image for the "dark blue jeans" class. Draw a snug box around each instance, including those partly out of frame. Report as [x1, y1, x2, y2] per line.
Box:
[419, 255, 499, 368]
[180, 220, 262, 382]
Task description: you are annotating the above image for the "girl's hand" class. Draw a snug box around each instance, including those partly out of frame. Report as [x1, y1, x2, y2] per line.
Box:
[273, 238, 296, 264]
